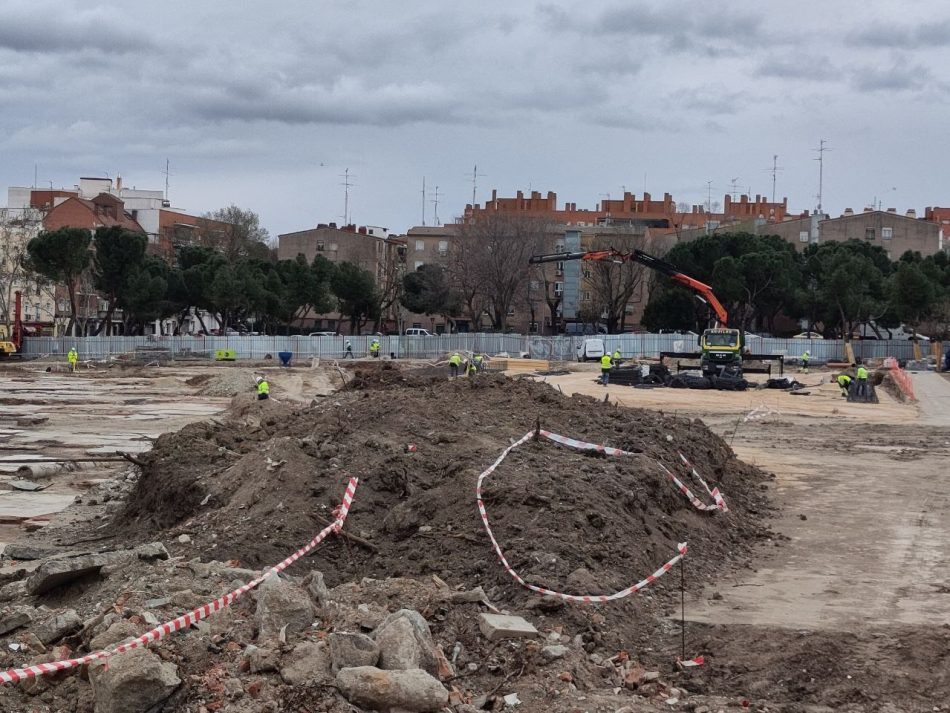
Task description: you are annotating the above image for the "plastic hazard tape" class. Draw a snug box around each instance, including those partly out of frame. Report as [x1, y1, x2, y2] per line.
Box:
[476, 430, 690, 603]
[677, 655, 705, 668]
[0, 477, 359, 686]
[540, 430, 727, 513]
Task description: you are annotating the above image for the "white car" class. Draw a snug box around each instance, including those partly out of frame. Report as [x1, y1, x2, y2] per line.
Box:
[792, 331, 824, 339]
[404, 328, 434, 336]
[308, 332, 338, 337]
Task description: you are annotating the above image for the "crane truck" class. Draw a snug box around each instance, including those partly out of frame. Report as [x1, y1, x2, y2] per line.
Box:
[528, 248, 745, 377]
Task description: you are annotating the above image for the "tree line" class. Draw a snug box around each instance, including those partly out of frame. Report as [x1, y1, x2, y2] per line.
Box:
[25, 225, 383, 336]
[641, 232, 950, 339]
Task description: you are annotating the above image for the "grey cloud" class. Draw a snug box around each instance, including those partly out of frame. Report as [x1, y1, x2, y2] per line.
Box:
[0, 6, 149, 54]
[851, 61, 931, 92]
[848, 20, 950, 49]
[756, 56, 838, 81]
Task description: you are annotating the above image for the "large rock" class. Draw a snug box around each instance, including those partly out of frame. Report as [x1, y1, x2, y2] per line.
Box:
[336, 666, 448, 712]
[3, 543, 57, 560]
[33, 609, 82, 644]
[26, 553, 112, 595]
[0, 605, 37, 635]
[280, 640, 332, 686]
[254, 576, 315, 639]
[303, 570, 329, 605]
[89, 648, 180, 713]
[373, 609, 438, 675]
[0, 580, 28, 602]
[89, 620, 141, 651]
[328, 632, 379, 672]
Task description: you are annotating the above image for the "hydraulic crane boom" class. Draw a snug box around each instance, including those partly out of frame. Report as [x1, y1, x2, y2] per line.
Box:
[528, 248, 729, 326]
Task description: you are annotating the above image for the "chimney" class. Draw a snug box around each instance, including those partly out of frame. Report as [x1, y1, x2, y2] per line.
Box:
[887, 208, 897, 213]
[843, 208, 854, 216]
[906, 209, 917, 218]
[116, 175, 122, 192]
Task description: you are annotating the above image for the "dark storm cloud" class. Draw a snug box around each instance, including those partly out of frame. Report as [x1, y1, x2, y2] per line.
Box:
[0, 6, 148, 54]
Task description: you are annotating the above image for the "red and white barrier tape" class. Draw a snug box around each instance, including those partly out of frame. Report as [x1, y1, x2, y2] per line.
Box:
[0, 477, 359, 686]
[540, 430, 727, 513]
[475, 429, 726, 603]
[677, 655, 705, 668]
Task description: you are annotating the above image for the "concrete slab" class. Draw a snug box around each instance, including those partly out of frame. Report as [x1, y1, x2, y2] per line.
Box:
[478, 613, 539, 641]
[0, 492, 76, 522]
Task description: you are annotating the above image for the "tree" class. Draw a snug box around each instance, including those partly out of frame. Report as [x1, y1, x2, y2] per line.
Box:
[401, 264, 460, 330]
[0, 210, 55, 334]
[446, 237, 491, 331]
[890, 260, 939, 336]
[199, 205, 271, 261]
[91, 226, 148, 335]
[122, 257, 170, 334]
[331, 261, 380, 333]
[585, 233, 657, 333]
[26, 227, 92, 335]
[455, 214, 548, 331]
[274, 254, 335, 333]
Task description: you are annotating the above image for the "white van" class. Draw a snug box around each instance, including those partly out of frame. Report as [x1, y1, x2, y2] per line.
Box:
[576, 338, 606, 362]
[404, 328, 434, 336]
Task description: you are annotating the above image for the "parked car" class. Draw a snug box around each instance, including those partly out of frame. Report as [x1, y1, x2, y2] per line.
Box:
[308, 331, 338, 337]
[576, 338, 606, 362]
[404, 328, 434, 336]
[792, 331, 824, 339]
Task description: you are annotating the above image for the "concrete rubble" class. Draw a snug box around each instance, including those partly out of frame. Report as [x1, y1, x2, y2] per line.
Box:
[89, 648, 181, 713]
[335, 666, 449, 712]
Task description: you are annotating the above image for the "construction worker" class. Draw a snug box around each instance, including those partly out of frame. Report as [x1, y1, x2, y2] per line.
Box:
[855, 361, 869, 398]
[255, 376, 270, 400]
[473, 354, 485, 372]
[799, 350, 810, 374]
[448, 351, 462, 378]
[67, 347, 78, 373]
[370, 338, 381, 358]
[466, 357, 477, 377]
[612, 348, 621, 365]
[600, 352, 613, 386]
[344, 340, 353, 359]
[836, 373, 852, 397]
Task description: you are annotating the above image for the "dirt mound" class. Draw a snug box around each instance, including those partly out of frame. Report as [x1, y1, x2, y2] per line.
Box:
[115, 370, 771, 616]
[187, 369, 259, 397]
[343, 360, 445, 390]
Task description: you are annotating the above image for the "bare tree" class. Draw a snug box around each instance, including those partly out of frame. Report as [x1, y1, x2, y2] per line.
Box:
[455, 214, 549, 332]
[0, 209, 55, 334]
[585, 231, 658, 333]
[198, 205, 272, 261]
[446, 234, 491, 331]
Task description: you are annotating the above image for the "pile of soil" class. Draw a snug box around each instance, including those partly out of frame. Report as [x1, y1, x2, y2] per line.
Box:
[116, 368, 772, 620]
[186, 369, 259, 397]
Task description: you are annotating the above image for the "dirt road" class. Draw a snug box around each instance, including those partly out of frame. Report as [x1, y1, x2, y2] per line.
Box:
[542, 369, 950, 631]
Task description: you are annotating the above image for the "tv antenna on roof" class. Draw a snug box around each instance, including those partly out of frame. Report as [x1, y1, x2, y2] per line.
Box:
[763, 155, 784, 204]
[469, 164, 486, 206]
[729, 177, 741, 202]
[430, 185, 443, 226]
[813, 139, 831, 213]
[162, 159, 173, 202]
[340, 168, 356, 224]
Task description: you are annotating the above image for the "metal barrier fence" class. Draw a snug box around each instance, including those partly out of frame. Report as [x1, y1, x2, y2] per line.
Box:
[21, 333, 931, 363]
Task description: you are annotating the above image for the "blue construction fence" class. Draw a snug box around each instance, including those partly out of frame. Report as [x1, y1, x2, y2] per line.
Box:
[20, 333, 935, 364]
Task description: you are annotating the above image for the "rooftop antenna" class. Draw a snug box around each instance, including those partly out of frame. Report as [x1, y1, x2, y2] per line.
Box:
[813, 139, 831, 214]
[161, 159, 173, 202]
[764, 154, 784, 204]
[705, 180, 714, 213]
[430, 185, 443, 226]
[33, 164, 37, 189]
[470, 164, 486, 206]
[729, 177, 741, 202]
[341, 168, 355, 224]
[421, 177, 427, 226]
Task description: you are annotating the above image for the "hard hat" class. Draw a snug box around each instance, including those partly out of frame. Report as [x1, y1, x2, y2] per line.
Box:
[255, 376, 263, 383]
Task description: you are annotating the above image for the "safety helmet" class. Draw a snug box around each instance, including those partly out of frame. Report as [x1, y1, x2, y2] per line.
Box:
[255, 376, 263, 384]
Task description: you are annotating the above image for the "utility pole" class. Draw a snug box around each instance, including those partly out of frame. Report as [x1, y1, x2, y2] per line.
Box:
[341, 168, 355, 224]
[430, 185, 443, 226]
[421, 177, 426, 226]
[813, 139, 831, 214]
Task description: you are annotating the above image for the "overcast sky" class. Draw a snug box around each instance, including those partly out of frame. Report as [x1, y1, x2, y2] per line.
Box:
[2, 1, 949, 238]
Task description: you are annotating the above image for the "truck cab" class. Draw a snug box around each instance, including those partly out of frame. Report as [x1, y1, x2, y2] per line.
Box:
[699, 328, 743, 377]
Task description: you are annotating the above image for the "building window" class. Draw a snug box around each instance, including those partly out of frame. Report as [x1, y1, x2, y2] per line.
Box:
[555, 243, 565, 252]
[415, 240, 425, 251]
[583, 269, 591, 278]
[582, 291, 591, 301]
[316, 241, 325, 251]
[507, 307, 516, 316]
[554, 281, 564, 296]
[882, 227, 893, 240]
[555, 261, 564, 276]
[330, 243, 338, 251]
[414, 260, 424, 270]
[529, 280, 540, 290]
[799, 231, 809, 243]
[865, 228, 875, 240]
[438, 240, 448, 256]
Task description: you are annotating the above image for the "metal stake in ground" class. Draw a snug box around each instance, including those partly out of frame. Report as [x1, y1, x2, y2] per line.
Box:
[680, 554, 686, 662]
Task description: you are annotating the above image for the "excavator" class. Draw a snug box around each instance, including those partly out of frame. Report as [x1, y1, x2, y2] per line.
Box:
[528, 248, 746, 377]
[0, 291, 23, 358]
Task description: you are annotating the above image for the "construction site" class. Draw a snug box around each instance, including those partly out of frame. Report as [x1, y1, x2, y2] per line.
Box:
[0, 349, 948, 713]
